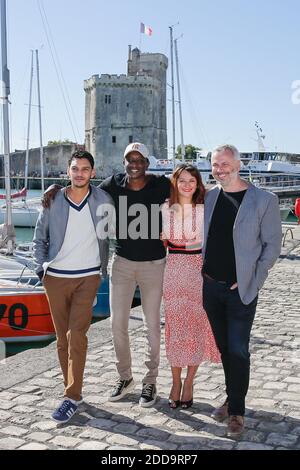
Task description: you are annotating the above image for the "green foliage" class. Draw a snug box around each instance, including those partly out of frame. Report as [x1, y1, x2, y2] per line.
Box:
[176, 144, 201, 160]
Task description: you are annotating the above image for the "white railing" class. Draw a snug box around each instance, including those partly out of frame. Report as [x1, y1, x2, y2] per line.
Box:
[208, 175, 300, 192]
[250, 179, 300, 191]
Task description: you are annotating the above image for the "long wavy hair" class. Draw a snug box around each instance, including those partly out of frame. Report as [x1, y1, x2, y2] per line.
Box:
[169, 164, 206, 207]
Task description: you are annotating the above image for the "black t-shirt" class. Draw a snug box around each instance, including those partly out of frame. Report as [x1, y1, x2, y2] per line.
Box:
[203, 189, 247, 283]
[99, 174, 171, 261]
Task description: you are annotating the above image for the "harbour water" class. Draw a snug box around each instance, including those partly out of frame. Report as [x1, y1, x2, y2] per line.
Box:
[5, 338, 55, 358]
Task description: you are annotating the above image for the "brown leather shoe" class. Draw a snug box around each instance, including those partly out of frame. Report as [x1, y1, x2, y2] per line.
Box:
[211, 400, 229, 422]
[227, 415, 244, 438]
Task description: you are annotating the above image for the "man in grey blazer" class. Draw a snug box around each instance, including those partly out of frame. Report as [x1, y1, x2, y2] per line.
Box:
[202, 144, 282, 438]
[33, 150, 113, 424]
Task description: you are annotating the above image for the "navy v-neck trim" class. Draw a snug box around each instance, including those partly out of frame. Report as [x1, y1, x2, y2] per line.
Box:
[64, 188, 91, 212]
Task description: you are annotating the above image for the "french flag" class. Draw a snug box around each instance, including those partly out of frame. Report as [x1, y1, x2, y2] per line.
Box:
[140, 22, 153, 36]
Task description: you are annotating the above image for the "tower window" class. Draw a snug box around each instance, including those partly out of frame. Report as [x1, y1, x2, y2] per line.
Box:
[127, 103, 130, 108]
[129, 136, 133, 144]
[105, 95, 111, 104]
[112, 136, 116, 143]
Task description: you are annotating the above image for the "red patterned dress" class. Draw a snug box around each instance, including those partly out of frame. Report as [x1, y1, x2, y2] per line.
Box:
[162, 202, 220, 367]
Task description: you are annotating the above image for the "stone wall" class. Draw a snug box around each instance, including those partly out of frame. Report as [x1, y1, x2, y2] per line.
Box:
[8, 143, 79, 177]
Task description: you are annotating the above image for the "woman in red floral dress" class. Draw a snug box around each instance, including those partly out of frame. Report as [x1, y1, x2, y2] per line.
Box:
[162, 164, 220, 409]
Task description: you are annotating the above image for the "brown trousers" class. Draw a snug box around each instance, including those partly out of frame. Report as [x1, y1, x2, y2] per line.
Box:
[43, 274, 100, 401]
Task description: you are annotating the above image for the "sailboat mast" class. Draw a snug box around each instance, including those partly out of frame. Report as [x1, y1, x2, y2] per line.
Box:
[169, 26, 176, 168]
[36, 49, 44, 193]
[0, 0, 15, 253]
[174, 38, 185, 163]
[24, 50, 34, 191]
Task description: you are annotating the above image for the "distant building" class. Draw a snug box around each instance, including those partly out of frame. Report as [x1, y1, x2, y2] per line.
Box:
[84, 46, 168, 176]
[5, 143, 80, 177]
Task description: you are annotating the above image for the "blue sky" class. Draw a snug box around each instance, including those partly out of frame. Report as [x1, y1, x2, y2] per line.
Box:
[2, 0, 300, 156]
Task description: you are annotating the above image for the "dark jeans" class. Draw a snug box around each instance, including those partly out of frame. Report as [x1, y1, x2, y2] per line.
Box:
[203, 276, 257, 416]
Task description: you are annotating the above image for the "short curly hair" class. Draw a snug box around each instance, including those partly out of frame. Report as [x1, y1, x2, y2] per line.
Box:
[68, 150, 95, 169]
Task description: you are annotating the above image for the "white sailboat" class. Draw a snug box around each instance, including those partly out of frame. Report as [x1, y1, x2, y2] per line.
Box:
[0, 48, 43, 227]
[0, 201, 40, 227]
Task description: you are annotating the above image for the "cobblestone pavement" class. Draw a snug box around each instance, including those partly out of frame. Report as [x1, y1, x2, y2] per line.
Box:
[0, 230, 300, 450]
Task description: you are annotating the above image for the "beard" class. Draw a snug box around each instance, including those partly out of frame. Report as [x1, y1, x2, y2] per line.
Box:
[215, 169, 239, 187]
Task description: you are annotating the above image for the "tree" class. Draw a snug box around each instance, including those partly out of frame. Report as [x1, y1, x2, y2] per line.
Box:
[176, 144, 201, 160]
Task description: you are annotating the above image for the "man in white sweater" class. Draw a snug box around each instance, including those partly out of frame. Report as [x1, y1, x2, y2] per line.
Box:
[33, 150, 113, 423]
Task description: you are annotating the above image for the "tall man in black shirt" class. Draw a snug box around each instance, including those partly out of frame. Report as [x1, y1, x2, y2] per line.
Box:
[202, 144, 281, 437]
[99, 143, 170, 407]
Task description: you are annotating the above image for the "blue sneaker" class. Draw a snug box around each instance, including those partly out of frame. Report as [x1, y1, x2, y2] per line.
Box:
[51, 399, 78, 423]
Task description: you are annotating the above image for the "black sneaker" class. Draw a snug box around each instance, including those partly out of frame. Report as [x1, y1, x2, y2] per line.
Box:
[109, 378, 135, 402]
[139, 383, 157, 408]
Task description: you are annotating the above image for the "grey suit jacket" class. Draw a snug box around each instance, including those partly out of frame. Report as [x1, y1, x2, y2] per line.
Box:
[203, 183, 282, 305]
[33, 185, 114, 278]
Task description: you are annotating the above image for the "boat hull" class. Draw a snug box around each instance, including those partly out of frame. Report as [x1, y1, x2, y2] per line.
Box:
[2, 334, 55, 343]
[0, 288, 55, 343]
[0, 274, 111, 342]
[0, 207, 39, 227]
[92, 277, 110, 318]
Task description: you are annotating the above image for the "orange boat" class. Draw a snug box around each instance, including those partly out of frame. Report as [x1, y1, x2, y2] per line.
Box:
[0, 280, 55, 343]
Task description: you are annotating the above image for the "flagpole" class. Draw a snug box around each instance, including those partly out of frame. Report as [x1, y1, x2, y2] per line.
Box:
[175, 37, 185, 162]
[169, 25, 176, 168]
[139, 22, 142, 51]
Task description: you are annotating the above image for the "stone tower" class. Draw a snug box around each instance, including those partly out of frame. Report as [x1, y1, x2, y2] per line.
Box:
[84, 47, 168, 176]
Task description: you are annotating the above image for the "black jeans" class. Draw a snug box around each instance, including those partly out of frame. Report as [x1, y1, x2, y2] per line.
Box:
[203, 276, 257, 416]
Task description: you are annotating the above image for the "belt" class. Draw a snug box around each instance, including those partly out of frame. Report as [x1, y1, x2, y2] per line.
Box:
[167, 241, 202, 255]
[203, 272, 235, 286]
